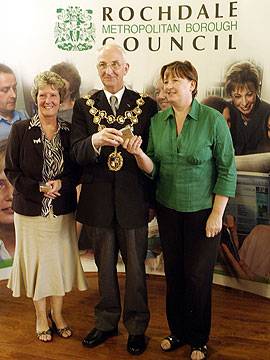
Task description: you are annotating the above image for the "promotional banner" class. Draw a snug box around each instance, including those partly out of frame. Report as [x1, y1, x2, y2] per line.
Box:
[0, 0, 269, 297]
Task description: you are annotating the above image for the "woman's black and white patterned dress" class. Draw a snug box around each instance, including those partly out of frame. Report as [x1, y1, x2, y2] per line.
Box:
[8, 115, 87, 300]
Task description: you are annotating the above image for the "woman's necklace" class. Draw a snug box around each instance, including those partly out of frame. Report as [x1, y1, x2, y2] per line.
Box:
[84, 94, 145, 171]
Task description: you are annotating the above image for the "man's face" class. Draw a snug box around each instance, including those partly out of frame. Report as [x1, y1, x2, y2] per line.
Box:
[0, 72, 17, 118]
[97, 47, 129, 94]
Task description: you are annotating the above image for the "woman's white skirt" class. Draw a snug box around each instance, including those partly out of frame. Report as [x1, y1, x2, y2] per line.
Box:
[8, 212, 88, 301]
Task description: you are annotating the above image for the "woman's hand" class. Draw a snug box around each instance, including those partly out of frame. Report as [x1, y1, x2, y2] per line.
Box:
[205, 210, 223, 238]
[44, 179, 62, 199]
[206, 194, 229, 237]
[122, 135, 143, 157]
[122, 135, 154, 174]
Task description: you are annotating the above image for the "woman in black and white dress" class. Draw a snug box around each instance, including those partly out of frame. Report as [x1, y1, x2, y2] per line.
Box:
[5, 71, 87, 342]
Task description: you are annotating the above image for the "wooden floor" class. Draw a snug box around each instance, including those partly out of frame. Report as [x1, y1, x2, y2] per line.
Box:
[0, 273, 269, 360]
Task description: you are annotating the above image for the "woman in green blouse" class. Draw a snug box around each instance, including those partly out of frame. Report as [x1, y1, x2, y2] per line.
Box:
[123, 60, 236, 360]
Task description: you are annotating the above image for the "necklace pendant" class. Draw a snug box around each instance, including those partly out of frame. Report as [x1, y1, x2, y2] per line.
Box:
[107, 149, 123, 171]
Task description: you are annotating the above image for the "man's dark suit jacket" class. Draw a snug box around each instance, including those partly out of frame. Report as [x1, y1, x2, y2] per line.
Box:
[5, 119, 78, 216]
[71, 88, 158, 229]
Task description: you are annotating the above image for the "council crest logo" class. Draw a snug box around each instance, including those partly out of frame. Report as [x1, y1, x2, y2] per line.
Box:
[54, 6, 95, 51]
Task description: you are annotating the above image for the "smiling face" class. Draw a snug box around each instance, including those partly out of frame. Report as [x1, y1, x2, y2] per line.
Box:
[97, 46, 129, 94]
[0, 72, 17, 120]
[231, 83, 257, 117]
[163, 69, 195, 109]
[155, 78, 170, 111]
[37, 85, 61, 121]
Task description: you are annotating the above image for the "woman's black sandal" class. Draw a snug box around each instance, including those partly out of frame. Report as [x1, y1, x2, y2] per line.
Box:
[36, 328, 52, 342]
[190, 345, 208, 359]
[48, 312, 72, 338]
[160, 335, 184, 351]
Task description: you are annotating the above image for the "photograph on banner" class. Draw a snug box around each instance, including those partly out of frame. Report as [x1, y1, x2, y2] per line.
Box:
[0, 139, 15, 274]
[0, 0, 269, 295]
[219, 214, 270, 282]
[216, 172, 270, 284]
[0, 64, 28, 142]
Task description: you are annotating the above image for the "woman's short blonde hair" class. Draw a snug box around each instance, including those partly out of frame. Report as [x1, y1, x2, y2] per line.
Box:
[31, 71, 66, 103]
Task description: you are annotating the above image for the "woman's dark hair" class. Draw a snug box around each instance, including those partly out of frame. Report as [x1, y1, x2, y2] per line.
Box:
[160, 60, 198, 97]
[225, 61, 261, 96]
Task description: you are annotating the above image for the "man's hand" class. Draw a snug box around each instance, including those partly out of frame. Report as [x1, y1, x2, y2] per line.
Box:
[92, 128, 124, 148]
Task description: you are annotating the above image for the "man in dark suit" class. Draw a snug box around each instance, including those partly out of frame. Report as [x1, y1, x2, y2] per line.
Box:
[71, 43, 157, 355]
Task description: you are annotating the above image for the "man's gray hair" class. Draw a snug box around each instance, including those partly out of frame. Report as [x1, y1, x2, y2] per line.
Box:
[97, 42, 128, 63]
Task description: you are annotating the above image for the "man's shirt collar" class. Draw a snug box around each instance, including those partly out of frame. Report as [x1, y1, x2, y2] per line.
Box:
[0, 110, 24, 125]
[104, 87, 125, 105]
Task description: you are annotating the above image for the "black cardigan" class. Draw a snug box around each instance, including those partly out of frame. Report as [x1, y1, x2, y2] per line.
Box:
[5, 118, 80, 216]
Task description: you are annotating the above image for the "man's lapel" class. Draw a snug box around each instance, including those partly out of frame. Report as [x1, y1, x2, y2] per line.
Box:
[118, 88, 136, 114]
[95, 90, 112, 115]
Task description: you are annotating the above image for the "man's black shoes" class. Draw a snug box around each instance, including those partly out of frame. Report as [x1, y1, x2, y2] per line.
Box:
[127, 334, 147, 355]
[82, 327, 118, 348]
[82, 328, 147, 355]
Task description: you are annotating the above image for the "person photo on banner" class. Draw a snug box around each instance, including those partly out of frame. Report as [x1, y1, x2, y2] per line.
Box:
[224, 60, 270, 155]
[154, 76, 171, 111]
[49, 61, 92, 252]
[50, 61, 82, 124]
[146, 76, 171, 272]
[123, 60, 236, 360]
[0, 139, 14, 265]
[201, 95, 236, 129]
[4, 71, 87, 342]
[220, 215, 270, 281]
[0, 64, 28, 141]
